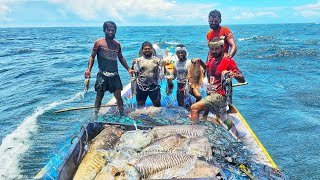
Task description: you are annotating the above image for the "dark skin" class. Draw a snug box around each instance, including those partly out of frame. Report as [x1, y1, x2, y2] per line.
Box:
[173, 51, 204, 107]
[136, 45, 161, 107]
[208, 16, 237, 58]
[84, 26, 134, 116]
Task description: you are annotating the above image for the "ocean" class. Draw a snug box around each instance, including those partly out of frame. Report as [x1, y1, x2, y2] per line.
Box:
[0, 24, 319, 179]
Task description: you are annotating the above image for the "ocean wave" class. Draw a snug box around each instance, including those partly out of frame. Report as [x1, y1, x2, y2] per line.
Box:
[12, 48, 37, 55]
[16, 37, 36, 41]
[238, 35, 275, 42]
[0, 92, 85, 179]
[256, 50, 318, 59]
[163, 41, 180, 45]
[14, 69, 40, 79]
[0, 48, 37, 57]
[0, 68, 12, 74]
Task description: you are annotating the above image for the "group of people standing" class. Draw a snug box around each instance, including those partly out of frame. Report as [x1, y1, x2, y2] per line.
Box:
[84, 10, 246, 124]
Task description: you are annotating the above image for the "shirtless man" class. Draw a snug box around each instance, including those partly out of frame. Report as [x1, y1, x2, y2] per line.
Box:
[84, 21, 134, 117]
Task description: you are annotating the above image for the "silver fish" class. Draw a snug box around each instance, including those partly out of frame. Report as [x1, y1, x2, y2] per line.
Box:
[84, 78, 90, 93]
[130, 74, 137, 96]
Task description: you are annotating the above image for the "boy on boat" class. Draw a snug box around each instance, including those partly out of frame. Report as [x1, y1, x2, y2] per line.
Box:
[172, 44, 205, 107]
[84, 21, 134, 117]
[190, 38, 245, 126]
[132, 42, 173, 107]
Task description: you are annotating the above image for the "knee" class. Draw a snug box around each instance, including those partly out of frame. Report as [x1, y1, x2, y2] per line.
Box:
[96, 91, 104, 98]
[190, 104, 198, 112]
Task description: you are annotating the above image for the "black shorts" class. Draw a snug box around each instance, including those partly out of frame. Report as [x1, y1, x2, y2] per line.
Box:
[136, 85, 161, 102]
[94, 72, 123, 93]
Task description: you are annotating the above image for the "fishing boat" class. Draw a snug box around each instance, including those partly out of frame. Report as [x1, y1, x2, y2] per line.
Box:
[35, 47, 286, 179]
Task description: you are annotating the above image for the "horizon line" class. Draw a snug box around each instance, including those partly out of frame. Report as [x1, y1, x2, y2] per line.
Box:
[0, 22, 318, 28]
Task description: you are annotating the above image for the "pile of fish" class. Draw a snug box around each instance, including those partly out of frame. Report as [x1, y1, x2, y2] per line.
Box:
[73, 124, 221, 180]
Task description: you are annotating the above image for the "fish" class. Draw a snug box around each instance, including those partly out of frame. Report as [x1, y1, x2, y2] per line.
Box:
[166, 79, 174, 95]
[186, 136, 213, 161]
[149, 125, 209, 140]
[187, 58, 204, 88]
[130, 74, 137, 96]
[90, 125, 124, 150]
[130, 152, 197, 179]
[73, 125, 123, 180]
[84, 78, 90, 93]
[95, 158, 140, 180]
[140, 134, 187, 155]
[118, 129, 153, 152]
[177, 160, 220, 178]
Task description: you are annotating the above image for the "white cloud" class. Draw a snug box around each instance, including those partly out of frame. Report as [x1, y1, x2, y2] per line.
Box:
[294, 1, 320, 17]
[0, 3, 12, 21]
[48, 0, 217, 25]
[232, 10, 278, 20]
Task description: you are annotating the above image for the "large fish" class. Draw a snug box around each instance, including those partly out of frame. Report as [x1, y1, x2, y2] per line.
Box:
[149, 125, 209, 139]
[187, 58, 204, 88]
[73, 126, 123, 180]
[140, 134, 187, 155]
[118, 129, 153, 152]
[130, 152, 197, 179]
[177, 160, 220, 179]
[95, 158, 140, 180]
[186, 136, 213, 161]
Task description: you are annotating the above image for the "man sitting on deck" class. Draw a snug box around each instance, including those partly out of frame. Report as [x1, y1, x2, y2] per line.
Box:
[190, 38, 245, 131]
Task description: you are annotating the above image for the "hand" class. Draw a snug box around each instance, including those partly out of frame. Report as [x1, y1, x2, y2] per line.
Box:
[224, 53, 231, 58]
[84, 71, 91, 78]
[128, 68, 135, 75]
[229, 71, 234, 77]
[132, 59, 137, 66]
[191, 58, 200, 64]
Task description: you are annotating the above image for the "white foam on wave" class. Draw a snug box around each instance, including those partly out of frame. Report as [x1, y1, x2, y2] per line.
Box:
[238, 37, 253, 41]
[0, 92, 84, 179]
[164, 41, 180, 45]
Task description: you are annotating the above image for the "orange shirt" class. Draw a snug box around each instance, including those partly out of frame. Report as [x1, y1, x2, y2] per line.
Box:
[206, 26, 233, 54]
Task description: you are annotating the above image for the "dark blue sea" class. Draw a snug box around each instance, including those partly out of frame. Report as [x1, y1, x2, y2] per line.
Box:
[0, 24, 319, 179]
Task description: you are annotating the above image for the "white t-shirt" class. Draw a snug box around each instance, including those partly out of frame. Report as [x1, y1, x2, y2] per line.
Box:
[174, 59, 191, 83]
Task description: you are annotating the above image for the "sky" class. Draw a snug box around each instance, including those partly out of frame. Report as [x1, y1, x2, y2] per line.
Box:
[0, 0, 319, 27]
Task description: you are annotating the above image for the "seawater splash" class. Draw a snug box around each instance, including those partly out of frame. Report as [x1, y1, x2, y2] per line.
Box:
[0, 92, 84, 179]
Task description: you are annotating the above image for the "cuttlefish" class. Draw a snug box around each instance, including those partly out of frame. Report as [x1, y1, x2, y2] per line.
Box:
[73, 125, 123, 180]
[187, 58, 204, 88]
[130, 152, 197, 179]
[149, 125, 209, 140]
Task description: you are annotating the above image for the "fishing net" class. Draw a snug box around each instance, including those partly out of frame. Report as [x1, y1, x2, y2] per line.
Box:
[97, 79, 287, 179]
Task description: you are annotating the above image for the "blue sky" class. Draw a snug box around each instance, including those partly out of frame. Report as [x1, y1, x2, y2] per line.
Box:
[0, 0, 319, 27]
